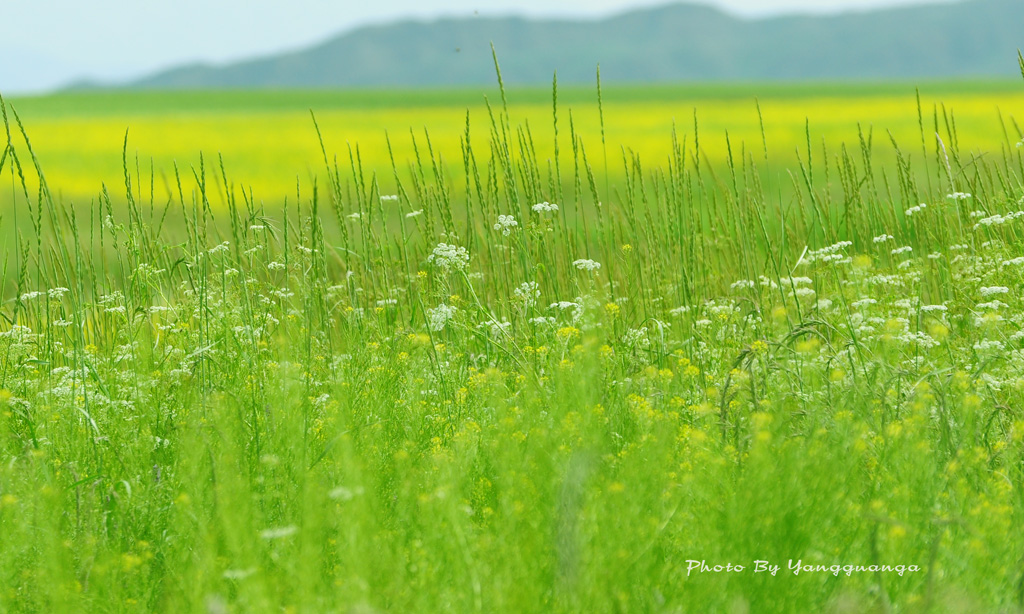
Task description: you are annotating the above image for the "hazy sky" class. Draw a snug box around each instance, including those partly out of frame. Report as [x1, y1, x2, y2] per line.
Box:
[1, 0, 956, 93]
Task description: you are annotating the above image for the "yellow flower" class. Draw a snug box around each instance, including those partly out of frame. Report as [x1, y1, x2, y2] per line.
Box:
[556, 326, 580, 341]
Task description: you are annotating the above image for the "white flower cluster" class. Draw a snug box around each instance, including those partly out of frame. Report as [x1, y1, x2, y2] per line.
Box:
[208, 241, 230, 255]
[805, 241, 852, 264]
[549, 299, 584, 323]
[973, 339, 1005, 353]
[427, 303, 457, 332]
[972, 210, 1024, 230]
[979, 286, 1009, 297]
[428, 243, 470, 272]
[947, 192, 972, 201]
[891, 246, 913, 256]
[483, 319, 512, 339]
[514, 281, 541, 309]
[905, 203, 927, 216]
[623, 327, 650, 349]
[379, 194, 399, 202]
[873, 234, 894, 243]
[532, 201, 559, 213]
[976, 300, 1007, 311]
[493, 214, 519, 236]
[898, 331, 941, 350]
[730, 279, 756, 291]
[573, 259, 602, 272]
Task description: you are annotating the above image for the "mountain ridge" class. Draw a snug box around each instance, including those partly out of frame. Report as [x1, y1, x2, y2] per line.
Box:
[91, 0, 1024, 89]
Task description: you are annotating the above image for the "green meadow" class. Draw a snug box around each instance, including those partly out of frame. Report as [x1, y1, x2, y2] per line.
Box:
[1, 73, 1024, 613]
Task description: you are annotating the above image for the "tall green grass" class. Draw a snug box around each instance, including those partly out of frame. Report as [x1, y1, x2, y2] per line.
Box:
[1, 59, 1024, 612]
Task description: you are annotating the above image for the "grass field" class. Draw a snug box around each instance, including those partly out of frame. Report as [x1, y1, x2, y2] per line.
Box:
[6, 80, 1024, 207]
[2, 75, 1024, 613]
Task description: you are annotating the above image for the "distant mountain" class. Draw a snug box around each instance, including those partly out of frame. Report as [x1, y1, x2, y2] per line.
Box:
[119, 0, 1023, 88]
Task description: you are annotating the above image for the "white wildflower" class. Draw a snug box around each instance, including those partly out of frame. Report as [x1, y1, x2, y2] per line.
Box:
[973, 340, 1004, 353]
[514, 282, 541, 309]
[428, 243, 470, 272]
[730, 279, 756, 291]
[623, 327, 650, 349]
[573, 259, 602, 272]
[484, 319, 512, 339]
[532, 201, 559, 213]
[891, 246, 913, 255]
[405, 210, 423, 218]
[873, 234, 894, 243]
[905, 203, 927, 216]
[208, 241, 230, 255]
[379, 194, 399, 202]
[493, 214, 519, 236]
[805, 241, 852, 264]
[980, 286, 1009, 297]
[947, 192, 972, 201]
[974, 214, 1007, 229]
[780, 276, 813, 286]
[977, 300, 1007, 311]
[426, 303, 457, 332]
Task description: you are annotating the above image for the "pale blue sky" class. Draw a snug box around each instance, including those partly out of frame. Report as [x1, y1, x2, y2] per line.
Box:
[1, 0, 955, 94]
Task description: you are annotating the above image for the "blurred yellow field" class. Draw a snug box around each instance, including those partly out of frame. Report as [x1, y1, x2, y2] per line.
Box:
[6, 82, 1024, 206]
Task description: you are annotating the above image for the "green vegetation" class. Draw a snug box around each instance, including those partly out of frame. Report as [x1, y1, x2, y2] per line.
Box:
[2, 67, 1024, 612]
[8, 79, 1024, 208]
